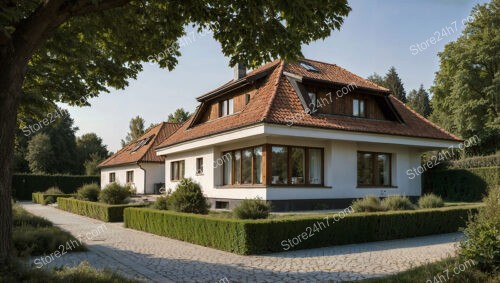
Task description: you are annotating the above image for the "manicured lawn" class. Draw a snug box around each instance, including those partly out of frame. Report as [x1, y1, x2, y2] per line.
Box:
[357, 257, 498, 283]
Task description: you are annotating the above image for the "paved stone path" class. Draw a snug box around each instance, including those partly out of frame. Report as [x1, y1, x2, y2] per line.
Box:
[21, 202, 462, 282]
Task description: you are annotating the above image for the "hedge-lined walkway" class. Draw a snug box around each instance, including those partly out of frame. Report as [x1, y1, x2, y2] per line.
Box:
[22, 202, 462, 282]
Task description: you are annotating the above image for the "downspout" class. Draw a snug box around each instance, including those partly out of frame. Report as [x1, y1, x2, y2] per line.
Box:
[137, 162, 147, 194]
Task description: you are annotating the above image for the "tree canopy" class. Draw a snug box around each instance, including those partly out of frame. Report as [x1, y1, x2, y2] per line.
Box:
[407, 84, 431, 118]
[168, 108, 191, 123]
[367, 67, 407, 102]
[121, 116, 146, 147]
[430, 0, 499, 155]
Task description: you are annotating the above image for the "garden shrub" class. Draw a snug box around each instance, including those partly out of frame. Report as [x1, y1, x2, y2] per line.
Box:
[44, 186, 63, 194]
[168, 178, 209, 214]
[99, 183, 131, 204]
[42, 196, 56, 205]
[233, 198, 270, 219]
[13, 174, 100, 200]
[32, 192, 75, 205]
[418, 193, 444, 208]
[152, 196, 169, 210]
[351, 195, 383, 212]
[124, 205, 480, 255]
[460, 186, 500, 272]
[381, 195, 415, 211]
[58, 198, 146, 222]
[77, 183, 100, 202]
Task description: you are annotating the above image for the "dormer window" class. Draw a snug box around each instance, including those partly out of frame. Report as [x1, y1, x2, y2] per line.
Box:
[131, 135, 154, 152]
[299, 61, 319, 72]
[219, 98, 234, 117]
[353, 99, 365, 117]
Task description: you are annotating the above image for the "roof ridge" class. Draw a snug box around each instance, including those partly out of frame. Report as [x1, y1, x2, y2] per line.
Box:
[389, 95, 462, 141]
[261, 60, 285, 122]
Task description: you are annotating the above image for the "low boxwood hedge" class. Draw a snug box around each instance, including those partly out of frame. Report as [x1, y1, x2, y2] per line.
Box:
[32, 193, 75, 205]
[124, 205, 481, 255]
[57, 198, 146, 222]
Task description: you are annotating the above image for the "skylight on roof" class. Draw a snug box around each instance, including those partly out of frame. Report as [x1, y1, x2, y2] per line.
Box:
[299, 61, 319, 72]
[130, 135, 154, 152]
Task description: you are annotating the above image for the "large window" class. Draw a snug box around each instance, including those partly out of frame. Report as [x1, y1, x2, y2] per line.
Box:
[353, 99, 365, 117]
[219, 98, 234, 117]
[126, 171, 134, 183]
[223, 146, 263, 185]
[357, 152, 391, 187]
[270, 145, 323, 186]
[170, 160, 185, 181]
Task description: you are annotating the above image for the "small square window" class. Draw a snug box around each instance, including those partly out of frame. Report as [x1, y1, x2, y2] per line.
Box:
[196, 157, 204, 175]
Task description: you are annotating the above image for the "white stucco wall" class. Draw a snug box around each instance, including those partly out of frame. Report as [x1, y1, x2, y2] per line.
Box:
[100, 162, 164, 194]
[162, 134, 425, 201]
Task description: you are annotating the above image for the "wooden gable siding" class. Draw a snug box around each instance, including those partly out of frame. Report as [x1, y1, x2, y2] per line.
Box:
[198, 85, 258, 123]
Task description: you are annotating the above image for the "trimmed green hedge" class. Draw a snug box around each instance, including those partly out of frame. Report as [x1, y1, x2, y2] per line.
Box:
[32, 193, 75, 204]
[58, 198, 146, 222]
[124, 205, 481, 255]
[423, 167, 499, 201]
[13, 174, 99, 200]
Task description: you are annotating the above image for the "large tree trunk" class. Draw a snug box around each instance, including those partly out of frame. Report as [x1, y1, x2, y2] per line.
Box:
[0, 46, 24, 265]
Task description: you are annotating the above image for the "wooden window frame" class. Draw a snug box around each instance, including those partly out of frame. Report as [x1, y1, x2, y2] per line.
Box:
[356, 151, 392, 187]
[126, 170, 134, 183]
[196, 157, 204, 175]
[170, 160, 185, 181]
[222, 145, 264, 186]
[109, 172, 115, 183]
[219, 98, 234, 117]
[353, 98, 366, 118]
[268, 144, 324, 187]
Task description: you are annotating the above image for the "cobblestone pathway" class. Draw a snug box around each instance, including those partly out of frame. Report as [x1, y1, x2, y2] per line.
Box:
[21, 202, 461, 282]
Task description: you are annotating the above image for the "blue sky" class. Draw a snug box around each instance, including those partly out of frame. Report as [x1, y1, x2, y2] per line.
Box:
[64, 0, 487, 152]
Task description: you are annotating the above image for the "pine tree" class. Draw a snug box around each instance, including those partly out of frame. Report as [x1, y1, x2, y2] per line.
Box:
[384, 67, 407, 103]
[407, 84, 431, 117]
[121, 116, 146, 147]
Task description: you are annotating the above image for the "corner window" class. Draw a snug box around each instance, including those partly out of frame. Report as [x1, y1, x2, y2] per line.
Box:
[219, 98, 234, 117]
[170, 160, 185, 181]
[196, 158, 204, 175]
[126, 171, 134, 183]
[353, 99, 365, 117]
[357, 152, 391, 187]
[270, 145, 324, 186]
[109, 172, 115, 183]
[223, 146, 263, 185]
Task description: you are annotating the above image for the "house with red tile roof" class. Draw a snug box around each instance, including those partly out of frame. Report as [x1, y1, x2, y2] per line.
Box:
[155, 59, 461, 211]
[98, 122, 181, 194]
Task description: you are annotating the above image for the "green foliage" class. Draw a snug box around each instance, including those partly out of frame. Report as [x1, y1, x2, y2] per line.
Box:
[84, 153, 105, 176]
[351, 195, 384, 212]
[233, 198, 270, 219]
[13, 204, 85, 256]
[32, 193, 76, 205]
[367, 67, 407, 102]
[0, 260, 138, 283]
[42, 196, 56, 205]
[167, 108, 191, 123]
[13, 174, 100, 200]
[58, 198, 146, 222]
[430, 0, 499, 155]
[26, 133, 54, 174]
[121, 116, 145, 147]
[44, 186, 63, 194]
[77, 183, 100, 202]
[444, 153, 500, 169]
[418, 194, 444, 209]
[407, 84, 431, 117]
[460, 187, 500, 272]
[76, 133, 109, 173]
[423, 167, 499, 201]
[169, 178, 209, 214]
[99, 183, 131, 204]
[124, 205, 479, 255]
[381, 196, 415, 211]
[152, 196, 169, 210]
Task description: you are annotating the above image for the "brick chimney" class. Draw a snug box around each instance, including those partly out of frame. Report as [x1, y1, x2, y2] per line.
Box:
[233, 63, 246, 80]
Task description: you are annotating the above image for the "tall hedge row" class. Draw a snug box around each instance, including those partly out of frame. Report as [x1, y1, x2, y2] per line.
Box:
[12, 174, 99, 200]
[124, 205, 480, 255]
[423, 167, 499, 201]
[58, 198, 146, 222]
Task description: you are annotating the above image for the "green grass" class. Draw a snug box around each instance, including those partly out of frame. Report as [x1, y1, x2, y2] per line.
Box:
[0, 261, 138, 283]
[357, 257, 499, 283]
[13, 204, 86, 256]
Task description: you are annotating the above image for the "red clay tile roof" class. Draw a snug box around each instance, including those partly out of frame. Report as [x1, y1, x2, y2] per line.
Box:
[157, 59, 461, 149]
[99, 122, 182, 168]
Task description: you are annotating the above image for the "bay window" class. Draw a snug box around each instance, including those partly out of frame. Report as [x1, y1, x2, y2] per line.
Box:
[357, 152, 391, 187]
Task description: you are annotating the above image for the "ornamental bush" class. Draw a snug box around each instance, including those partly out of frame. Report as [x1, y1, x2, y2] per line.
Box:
[381, 195, 415, 211]
[351, 195, 383, 212]
[152, 196, 169, 210]
[44, 186, 63, 195]
[42, 196, 56, 205]
[233, 198, 270, 219]
[99, 183, 131, 205]
[77, 183, 100, 202]
[168, 178, 209, 214]
[460, 187, 500, 272]
[418, 194, 444, 208]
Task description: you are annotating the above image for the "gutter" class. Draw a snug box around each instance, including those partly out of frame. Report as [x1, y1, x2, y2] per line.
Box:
[137, 162, 147, 194]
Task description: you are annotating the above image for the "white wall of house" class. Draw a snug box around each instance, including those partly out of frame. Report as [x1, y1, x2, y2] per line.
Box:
[161, 134, 426, 201]
[100, 163, 164, 194]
